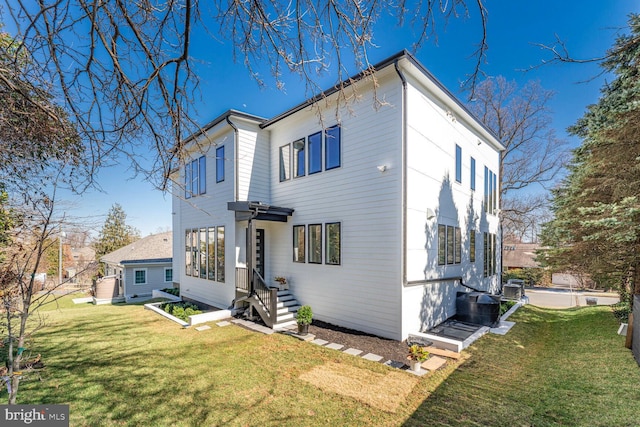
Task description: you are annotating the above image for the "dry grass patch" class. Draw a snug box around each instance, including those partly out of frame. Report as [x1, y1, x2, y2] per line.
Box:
[299, 361, 418, 413]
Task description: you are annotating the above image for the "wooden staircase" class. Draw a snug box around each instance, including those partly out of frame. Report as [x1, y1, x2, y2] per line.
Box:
[272, 290, 301, 330]
[242, 288, 301, 330]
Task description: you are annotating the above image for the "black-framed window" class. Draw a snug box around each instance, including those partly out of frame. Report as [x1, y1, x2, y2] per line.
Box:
[184, 226, 224, 282]
[469, 231, 476, 263]
[325, 125, 341, 170]
[207, 227, 216, 281]
[185, 229, 192, 275]
[293, 139, 305, 177]
[484, 166, 497, 214]
[184, 161, 191, 199]
[199, 227, 207, 279]
[438, 225, 446, 265]
[308, 131, 322, 174]
[455, 227, 462, 264]
[439, 224, 461, 265]
[470, 156, 476, 191]
[216, 146, 225, 183]
[217, 227, 225, 282]
[293, 225, 305, 263]
[308, 224, 322, 264]
[455, 144, 462, 183]
[279, 144, 291, 181]
[164, 268, 173, 283]
[483, 232, 496, 277]
[325, 222, 341, 265]
[185, 156, 206, 197]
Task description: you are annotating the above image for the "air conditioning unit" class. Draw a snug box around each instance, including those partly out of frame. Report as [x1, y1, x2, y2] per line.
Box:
[503, 284, 522, 300]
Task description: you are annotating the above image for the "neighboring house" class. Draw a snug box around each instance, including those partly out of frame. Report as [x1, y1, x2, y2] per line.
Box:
[100, 232, 173, 300]
[502, 242, 541, 270]
[172, 50, 503, 341]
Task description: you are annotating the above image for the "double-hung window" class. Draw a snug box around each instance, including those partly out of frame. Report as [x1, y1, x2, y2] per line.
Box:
[134, 268, 147, 285]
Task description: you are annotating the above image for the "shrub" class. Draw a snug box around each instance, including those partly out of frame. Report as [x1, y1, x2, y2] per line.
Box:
[161, 287, 180, 296]
[611, 301, 630, 323]
[160, 302, 202, 322]
[296, 305, 313, 325]
[500, 300, 516, 317]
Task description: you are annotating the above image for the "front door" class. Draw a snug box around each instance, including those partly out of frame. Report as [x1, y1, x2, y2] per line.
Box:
[247, 227, 265, 278]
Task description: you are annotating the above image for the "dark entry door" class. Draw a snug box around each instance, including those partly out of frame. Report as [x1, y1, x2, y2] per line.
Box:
[247, 228, 265, 278]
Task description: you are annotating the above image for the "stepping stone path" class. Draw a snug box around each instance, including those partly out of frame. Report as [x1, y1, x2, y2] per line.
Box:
[225, 317, 453, 375]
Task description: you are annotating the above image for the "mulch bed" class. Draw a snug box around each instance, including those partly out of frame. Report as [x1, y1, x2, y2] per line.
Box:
[308, 320, 410, 364]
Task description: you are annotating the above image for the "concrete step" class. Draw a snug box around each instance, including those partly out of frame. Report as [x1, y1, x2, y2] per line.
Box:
[273, 319, 297, 330]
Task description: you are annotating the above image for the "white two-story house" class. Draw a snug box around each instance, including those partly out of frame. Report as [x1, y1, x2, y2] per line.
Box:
[172, 50, 503, 341]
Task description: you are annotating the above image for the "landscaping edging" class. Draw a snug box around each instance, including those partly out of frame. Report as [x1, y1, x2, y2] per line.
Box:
[144, 301, 238, 327]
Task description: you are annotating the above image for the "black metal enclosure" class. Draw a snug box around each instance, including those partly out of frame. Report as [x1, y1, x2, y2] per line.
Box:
[455, 291, 501, 327]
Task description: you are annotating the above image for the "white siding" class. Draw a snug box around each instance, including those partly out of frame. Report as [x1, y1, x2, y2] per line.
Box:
[173, 124, 239, 309]
[237, 121, 270, 201]
[266, 71, 404, 339]
[401, 71, 502, 337]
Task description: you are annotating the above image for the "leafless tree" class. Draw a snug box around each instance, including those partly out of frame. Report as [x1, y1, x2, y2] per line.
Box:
[467, 77, 569, 242]
[0, 179, 97, 404]
[2, 0, 489, 190]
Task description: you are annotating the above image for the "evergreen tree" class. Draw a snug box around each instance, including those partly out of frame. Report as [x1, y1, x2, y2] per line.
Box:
[94, 204, 140, 264]
[540, 14, 640, 304]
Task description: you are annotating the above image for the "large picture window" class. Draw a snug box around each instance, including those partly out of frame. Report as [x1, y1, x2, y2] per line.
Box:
[184, 226, 225, 283]
[308, 224, 322, 264]
[293, 225, 305, 262]
[325, 222, 341, 265]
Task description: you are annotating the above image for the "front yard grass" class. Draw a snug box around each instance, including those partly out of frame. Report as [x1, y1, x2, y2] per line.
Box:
[6, 297, 640, 426]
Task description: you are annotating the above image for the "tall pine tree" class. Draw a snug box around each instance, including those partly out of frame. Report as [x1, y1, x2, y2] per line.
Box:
[94, 204, 140, 267]
[540, 14, 640, 305]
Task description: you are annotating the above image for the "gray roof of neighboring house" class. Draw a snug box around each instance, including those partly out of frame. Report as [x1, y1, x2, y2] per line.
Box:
[502, 242, 541, 269]
[100, 232, 172, 266]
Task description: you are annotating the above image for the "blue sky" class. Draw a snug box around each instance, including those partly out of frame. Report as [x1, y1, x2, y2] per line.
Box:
[61, 1, 633, 237]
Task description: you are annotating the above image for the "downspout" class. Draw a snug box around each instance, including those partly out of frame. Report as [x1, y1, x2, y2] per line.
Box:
[394, 59, 408, 337]
[225, 115, 240, 201]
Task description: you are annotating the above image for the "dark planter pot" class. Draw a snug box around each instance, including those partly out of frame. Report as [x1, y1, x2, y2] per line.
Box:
[298, 323, 309, 335]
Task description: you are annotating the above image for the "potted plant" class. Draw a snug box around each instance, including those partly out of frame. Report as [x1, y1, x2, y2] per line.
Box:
[274, 276, 288, 291]
[407, 344, 429, 372]
[296, 305, 313, 335]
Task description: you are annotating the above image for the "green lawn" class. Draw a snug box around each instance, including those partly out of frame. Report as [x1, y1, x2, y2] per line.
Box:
[6, 297, 640, 426]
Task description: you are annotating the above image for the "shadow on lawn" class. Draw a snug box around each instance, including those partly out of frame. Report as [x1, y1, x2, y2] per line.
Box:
[16, 304, 279, 426]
